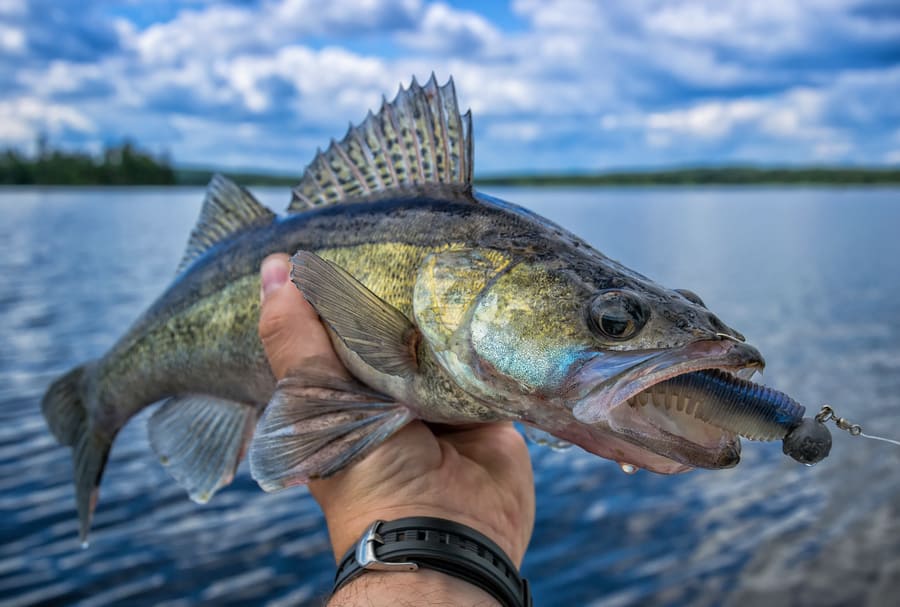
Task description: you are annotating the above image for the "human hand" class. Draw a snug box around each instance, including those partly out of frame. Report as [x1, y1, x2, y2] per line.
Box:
[258, 254, 536, 567]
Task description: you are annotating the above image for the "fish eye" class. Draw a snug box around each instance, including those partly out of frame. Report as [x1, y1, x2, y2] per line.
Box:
[587, 290, 650, 341]
[675, 288, 706, 308]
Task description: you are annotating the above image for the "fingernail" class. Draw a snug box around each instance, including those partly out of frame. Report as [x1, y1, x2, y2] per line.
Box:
[260, 257, 290, 301]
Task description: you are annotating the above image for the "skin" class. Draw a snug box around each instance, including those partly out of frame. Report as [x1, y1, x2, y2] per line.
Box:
[258, 254, 535, 605]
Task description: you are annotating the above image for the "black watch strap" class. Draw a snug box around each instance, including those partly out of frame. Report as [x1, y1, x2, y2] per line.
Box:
[333, 517, 531, 607]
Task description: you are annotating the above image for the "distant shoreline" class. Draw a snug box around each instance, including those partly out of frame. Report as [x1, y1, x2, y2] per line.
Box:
[6, 140, 898, 187]
[174, 166, 900, 187]
[476, 167, 900, 186]
[4, 147, 899, 188]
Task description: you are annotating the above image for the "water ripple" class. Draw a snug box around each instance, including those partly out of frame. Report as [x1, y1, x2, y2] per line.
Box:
[2, 186, 899, 606]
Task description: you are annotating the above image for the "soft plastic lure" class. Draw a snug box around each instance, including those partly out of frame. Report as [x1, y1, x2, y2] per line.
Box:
[632, 369, 832, 464]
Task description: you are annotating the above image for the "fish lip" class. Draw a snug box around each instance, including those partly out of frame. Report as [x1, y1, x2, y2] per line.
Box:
[569, 339, 764, 470]
[614, 424, 743, 470]
[571, 339, 765, 424]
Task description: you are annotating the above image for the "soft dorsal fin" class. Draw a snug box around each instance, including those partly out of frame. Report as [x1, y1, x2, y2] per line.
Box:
[178, 174, 276, 273]
[288, 74, 473, 213]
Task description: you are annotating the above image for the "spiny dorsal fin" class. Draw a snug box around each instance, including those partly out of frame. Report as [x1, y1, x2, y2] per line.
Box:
[288, 74, 473, 213]
[178, 174, 276, 273]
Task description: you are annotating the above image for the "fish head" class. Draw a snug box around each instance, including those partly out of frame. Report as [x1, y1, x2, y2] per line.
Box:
[563, 269, 766, 473]
[415, 248, 764, 473]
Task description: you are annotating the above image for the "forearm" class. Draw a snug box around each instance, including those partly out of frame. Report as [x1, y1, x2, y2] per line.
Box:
[328, 569, 501, 607]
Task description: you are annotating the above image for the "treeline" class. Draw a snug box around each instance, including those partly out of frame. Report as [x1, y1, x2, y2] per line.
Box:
[477, 166, 900, 186]
[2, 138, 898, 187]
[175, 168, 296, 187]
[0, 137, 175, 185]
[180, 166, 900, 187]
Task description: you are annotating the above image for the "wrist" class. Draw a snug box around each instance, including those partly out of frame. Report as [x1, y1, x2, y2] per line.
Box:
[331, 518, 530, 607]
[329, 569, 501, 607]
[320, 503, 524, 567]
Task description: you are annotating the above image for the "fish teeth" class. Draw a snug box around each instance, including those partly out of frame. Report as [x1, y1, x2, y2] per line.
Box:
[736, 367, 759, 380]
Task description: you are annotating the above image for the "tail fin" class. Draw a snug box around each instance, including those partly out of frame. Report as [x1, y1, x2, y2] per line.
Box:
[41, 364, 112, 545]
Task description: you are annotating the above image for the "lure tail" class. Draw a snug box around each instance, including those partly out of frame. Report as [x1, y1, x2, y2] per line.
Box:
[41, 362, 113, 545]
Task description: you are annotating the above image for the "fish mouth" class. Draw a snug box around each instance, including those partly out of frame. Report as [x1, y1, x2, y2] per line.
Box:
[569, 339, 766, 472]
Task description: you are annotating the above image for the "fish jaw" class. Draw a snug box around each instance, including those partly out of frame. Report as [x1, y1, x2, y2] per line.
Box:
[567, 339, 764, 471]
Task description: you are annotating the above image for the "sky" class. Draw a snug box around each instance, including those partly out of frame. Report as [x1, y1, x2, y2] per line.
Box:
[1, 0, 899, 174]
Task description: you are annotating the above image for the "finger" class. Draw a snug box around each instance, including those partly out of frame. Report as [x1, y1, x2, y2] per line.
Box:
[258, 253, 343, 380]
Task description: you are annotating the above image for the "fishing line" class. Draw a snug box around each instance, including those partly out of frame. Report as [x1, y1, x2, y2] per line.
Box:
[859, 432, 900, 447]
[815, 405, 900, 448]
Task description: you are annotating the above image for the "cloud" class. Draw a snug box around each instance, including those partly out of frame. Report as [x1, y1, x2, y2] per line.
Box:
[5, 0, 122, 64]
[128, 0, 421, 65]
[396, 3, 504, 56]
[0, 23, 25, 54]
[647, 100, 767, 140]
[0, 97, 94, 145]
[1, 0, 898, 172]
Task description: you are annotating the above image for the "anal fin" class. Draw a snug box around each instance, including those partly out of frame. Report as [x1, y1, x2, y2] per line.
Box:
[148, 395, 258, 503]
[249, 372, 412, 492]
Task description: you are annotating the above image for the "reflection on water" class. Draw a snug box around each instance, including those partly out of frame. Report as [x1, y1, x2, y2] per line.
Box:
[1, 186, 898, 606]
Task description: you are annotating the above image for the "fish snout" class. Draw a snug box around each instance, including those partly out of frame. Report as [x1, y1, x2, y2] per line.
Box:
[719, 339, 765, 370]
[692, 311, 746, 343]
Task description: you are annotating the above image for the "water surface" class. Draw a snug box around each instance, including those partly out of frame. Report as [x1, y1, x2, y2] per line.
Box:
[1, 186, 898, 606]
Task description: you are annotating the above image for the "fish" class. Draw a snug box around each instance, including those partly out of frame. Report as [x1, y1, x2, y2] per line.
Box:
[42, 75, 810, 543]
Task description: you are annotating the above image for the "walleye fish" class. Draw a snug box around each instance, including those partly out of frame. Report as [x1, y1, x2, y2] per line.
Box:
[42, 76, 825, 543]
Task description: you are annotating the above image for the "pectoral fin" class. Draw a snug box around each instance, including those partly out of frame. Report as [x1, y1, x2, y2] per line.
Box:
[291, 251, 419, 379]
[249, 371, 413, 491]
[148, 395, 258, 503]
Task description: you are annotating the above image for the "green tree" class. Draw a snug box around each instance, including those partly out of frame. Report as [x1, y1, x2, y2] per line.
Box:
[0, 135, 176, 185]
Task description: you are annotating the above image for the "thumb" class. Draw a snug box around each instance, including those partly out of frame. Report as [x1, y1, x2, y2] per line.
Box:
[258, 253, 344, 380]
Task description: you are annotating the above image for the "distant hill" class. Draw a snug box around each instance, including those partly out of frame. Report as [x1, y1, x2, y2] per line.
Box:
[475, 167, 900, 186]
[184, 166, 900, 187]
[3, 139, 898, 186]
[174, 168, 297, 187]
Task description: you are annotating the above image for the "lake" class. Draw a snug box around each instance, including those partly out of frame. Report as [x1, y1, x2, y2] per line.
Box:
[1, 186, 898, 606]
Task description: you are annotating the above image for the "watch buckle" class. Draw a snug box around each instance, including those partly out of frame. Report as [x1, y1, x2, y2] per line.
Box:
[355, 520, 419, 572]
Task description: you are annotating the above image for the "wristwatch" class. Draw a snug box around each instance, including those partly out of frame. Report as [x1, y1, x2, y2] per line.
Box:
[333, 517, 532, 607]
